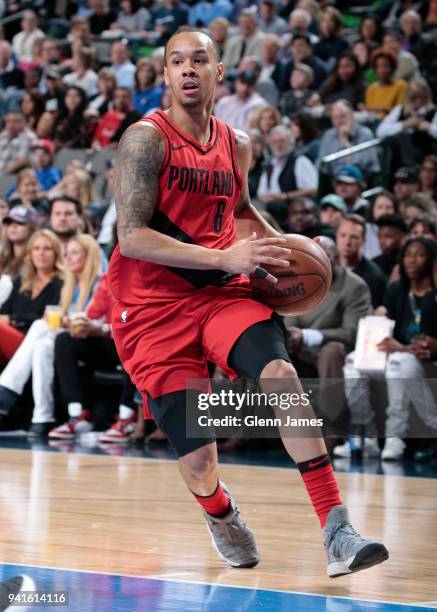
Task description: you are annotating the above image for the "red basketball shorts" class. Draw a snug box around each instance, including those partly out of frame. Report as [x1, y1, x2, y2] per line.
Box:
[111, 284, 273, 417]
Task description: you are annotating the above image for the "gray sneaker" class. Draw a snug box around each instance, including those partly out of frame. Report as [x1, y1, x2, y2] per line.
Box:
[202, 482, 260, 568]
[323, 505, 389, 578]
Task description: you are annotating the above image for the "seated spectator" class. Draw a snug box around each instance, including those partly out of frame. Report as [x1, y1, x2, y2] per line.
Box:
[400, 10, 425, 62]
[319, 194, 346, 231]
[363, 190, 399, 260]
[29, 139, 63, 192]
[284, 236, 371, 427]
[49, 197, 83, 253]
[336, 214, 387, 308]
[383, 30, 421, 82]
[279, 63, 318, 117]
[258, 0, 288, 36]
[373, 213, 407, 279]
[317, 101, 380, 180]
[51, 273, 137, 442]
[403, 193, 436, 225]
[112, 0, 151, 33]
[88, 0, 117, 36]
[20, 89, 46, 134]
[53, 86, 95, 151]
[282, 8, 319, 48]
[296, 0, 322, 34]
[377, 79, 437, 169]
[110, 41, 136, 89]
[65, 17, 93, 63]
[208, 18, 230, 59]
[133, 59, 163, 117]
[63, 48, 99, 99]
[188, 0, 232, 28]
[7, 168, 49, 219]
[352, 39, 377, 84]
[365, 49, 407, 117]
[221, 8, 264, 71]
[358, 16, 385, 50]
[319, 52, 367, 110]
[59, 168, 97, 212]
[88, 68, 117, 116]
[0, 40, 24, 95]
[0, 229, 63, 368]
[314, 7, 349, 72]
[259, 34, 283, 91]
[97, 163, 116, 251]
[338, 237, 436, 461]
[12, 11, 44, 65]
[92, 87, 140, 150]
[0, 111, 37, 175]
[0, 234, 102, 432]
[214, 70, 268, 131]
[256, 125, 318, 222]
[247, 129, 267, 199]
[333, 165, 370, 217]
[419, 156, 437, 201]
[39, 39, 61, 89]
[408, 214, 437, 240]
[248, 104, 281, 147]
[0, 206, 36, 279]
[238, 55, 279, 108]
[286, 197, 336, 239]
[150, 0, 189, 44]
[290, 110, 319, 162]
[393, 166, 421, 213]
[280, 32, 327, 92]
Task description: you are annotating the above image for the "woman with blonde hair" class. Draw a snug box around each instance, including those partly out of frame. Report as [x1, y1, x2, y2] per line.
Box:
[0, 234, 101, 437]
[49, 168, 96, 211]
[377, 78, 437, 167]
[248, 105, 282, 147]
[0, 229, 63, 365]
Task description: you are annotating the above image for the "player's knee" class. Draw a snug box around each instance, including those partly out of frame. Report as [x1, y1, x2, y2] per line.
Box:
[260, 359, 297, 380]
[180, 445, 217, 481]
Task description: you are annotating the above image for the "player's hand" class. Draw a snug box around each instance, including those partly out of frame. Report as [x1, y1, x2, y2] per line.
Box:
[220, 233, 291, 284]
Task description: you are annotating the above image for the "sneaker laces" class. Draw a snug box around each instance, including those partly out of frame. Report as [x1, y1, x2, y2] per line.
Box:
[209, 509, 253, 546]
[326, 522, 365, 558]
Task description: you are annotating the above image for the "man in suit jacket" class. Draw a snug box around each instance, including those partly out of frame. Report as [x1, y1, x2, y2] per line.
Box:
[221, 8, 265, 70]
[284, 237, 371, 430]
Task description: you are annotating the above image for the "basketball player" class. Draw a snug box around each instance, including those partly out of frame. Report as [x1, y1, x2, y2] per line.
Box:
[108, 28, 389, 577]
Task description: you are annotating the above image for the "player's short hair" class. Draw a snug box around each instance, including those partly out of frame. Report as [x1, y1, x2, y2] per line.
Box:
[342, 213, 366, 238]
[164, 27, 221, 64]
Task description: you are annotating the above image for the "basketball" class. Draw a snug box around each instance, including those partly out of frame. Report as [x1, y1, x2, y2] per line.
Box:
[235, 219, 333, 315]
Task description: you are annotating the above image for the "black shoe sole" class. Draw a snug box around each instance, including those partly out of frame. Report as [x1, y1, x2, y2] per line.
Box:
[331, 543, 389, 578]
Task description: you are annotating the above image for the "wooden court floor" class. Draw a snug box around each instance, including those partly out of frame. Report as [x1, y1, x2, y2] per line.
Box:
[0, 447, 436, 608]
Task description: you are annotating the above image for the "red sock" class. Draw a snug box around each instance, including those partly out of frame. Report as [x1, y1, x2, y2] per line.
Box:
[193, 481, 231, 517]
[297, 454, 342, 528]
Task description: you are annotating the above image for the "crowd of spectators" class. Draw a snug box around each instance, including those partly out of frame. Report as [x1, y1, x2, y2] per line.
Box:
[0, 0, 436, 462]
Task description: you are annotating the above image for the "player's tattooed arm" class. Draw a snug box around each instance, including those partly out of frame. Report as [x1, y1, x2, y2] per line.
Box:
[114, 123, 165, 245]
[233, 128, 281, 237]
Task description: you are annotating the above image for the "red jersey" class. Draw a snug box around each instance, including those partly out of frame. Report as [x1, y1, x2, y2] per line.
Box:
[108, 110, 247, 304]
